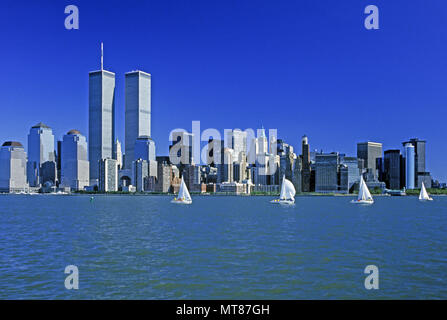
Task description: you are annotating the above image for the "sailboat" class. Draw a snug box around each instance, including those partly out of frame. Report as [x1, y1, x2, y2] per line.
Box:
[171, 176, 192, 204]
[271, 175, 296, 205]
[418, 182, 433, 201]
[351, 176, 374, 204]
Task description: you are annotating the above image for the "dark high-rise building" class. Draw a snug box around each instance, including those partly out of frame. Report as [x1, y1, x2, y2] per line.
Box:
[384, 150, 401, 189]
[207, 138, 225, 183]
[56, 140, 62, 185]
[315, 152, 339, 193]
[357, 141, 382, 181]
[301, 135, 311, 192]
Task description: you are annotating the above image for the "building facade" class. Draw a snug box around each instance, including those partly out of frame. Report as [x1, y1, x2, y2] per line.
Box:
[0, 142, 28, 193]
[170, 131, 194, 166]
[227, 129, 247, 164]
[61, 130, 90, 191]
[134, 136, 156, 162]
[404, 143, 415, 189]
[357, 141, 382, 181]
[384, 150, 401, 189]
[340, 156, 360, 193]
[402, 138, 431, 188]
[301, 135, 311, 192]
[124, 70, 151, 169]
[115, 139, 123, 170]
[315, 153, 339, 193]
[99, 158, 118, 192]
[27, 122, 56, 187]
[89, 69, 116, 186]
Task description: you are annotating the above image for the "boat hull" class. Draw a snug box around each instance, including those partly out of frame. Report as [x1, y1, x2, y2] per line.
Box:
[171, 199, 192, 204]
[270, 199, 295, 205]
[351, 199, 374, 205]
[419, 198, 433, 201]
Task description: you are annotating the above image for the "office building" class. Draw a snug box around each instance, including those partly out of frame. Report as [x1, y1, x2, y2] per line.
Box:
[383, 150, 401, 189]
[357, 142, 382, 181]
[402, 138, 431, 188]
[257, 128, 268, 154]
[292, 155, 302, 193]
[40, 161, 57, 187]
[169, 131, 194, 166]
[340, 156, 360, 192]
[89, 62, 116, 185]
[27, 122, 56, 187]
[115, 139, 123, 170]
[301, 135, 311, 192]
[132, 158, 148, 192]
[223, 148, 234, 183]
[124, 70, 151, 169]
[227, 129, 247, 164]
[99, 158, 118, 192]
[339, 164, 349, 193]
[0, 142, 28, 193]
[315, 152, 339, 193]
[404, 143, 415, 189]
[134, 136, 156, 162]
[61, 130, 90, 191]
[233, 151, 247, 182]
[207, 138, 225, 183]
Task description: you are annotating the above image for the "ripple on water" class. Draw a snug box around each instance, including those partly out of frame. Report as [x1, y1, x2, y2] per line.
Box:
[0, 195, 446, 299]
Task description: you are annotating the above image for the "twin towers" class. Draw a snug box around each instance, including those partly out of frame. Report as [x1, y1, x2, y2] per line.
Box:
[88, 43, 152, 186]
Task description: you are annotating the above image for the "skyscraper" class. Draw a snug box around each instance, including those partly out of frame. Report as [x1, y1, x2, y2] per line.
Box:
[315, 152, 339, 193]
[402, 138, 431, 188]
[99, 158, 118, 192]
[384, 150, 401, 189]
[207, 138, 224, 183]
[223, 148, 234, 183]
[301, 135, 311, 192]
[227, 129, 247, 164]
[0, 142, 28, 193]
[404, 143, 415, 189]
[124, 70, 151, 169]
[134, 136, 156, 162]
[89, 45, 115, 186]
[340, 156, 360, 192]
[61, 130, 90, 191]
[27, 122, 56, 187]
[257, 128, 268, 154]
[357, 141, 382, 181]
[115, 139, 123, 170]
[169, 131, 194, 166]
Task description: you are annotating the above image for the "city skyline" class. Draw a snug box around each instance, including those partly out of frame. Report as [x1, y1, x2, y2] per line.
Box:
[0, 1, 446, 181]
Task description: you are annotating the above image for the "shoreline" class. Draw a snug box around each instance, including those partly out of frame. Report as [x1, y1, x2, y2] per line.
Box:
[4, 192, 441, 197]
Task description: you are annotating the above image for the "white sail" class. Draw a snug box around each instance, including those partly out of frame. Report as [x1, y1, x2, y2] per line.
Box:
[178, 177, 192, 202]
[358, 176, 372, 201]
[280, 175, 296, 200]
[279, 176, 286, 199]
[419, 182, 430, 200]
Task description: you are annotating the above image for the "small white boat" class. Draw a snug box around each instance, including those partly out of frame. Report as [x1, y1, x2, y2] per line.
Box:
[271, 175, 296, 205]
[351, 176, 374, 205]
[171, 176, 192, 204]
[418, 182, 433, 201]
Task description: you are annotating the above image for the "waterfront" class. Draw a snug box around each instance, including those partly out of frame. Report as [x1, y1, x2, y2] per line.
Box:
[0, 195, 446, 299]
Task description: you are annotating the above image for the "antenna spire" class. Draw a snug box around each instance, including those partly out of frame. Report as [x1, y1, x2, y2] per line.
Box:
[101, 42, 104, 70]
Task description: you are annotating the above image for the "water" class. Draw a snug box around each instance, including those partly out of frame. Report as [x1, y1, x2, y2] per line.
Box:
[0, 194, 446, 299]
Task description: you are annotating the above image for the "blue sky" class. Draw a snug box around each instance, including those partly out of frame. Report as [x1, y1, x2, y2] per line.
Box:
[0, 0, 446, 181]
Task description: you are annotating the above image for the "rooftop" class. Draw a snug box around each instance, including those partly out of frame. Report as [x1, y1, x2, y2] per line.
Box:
[32, 122, 50, 129]
[67, 129, 81, 135]
[2, 141, 23, 147]
[125, 70, 151, 76]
